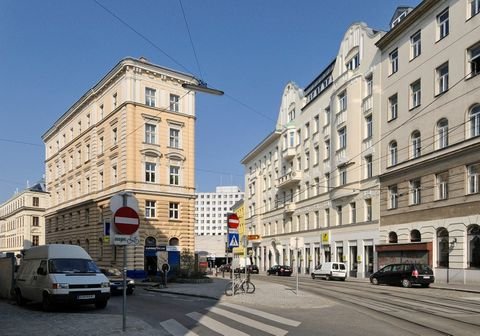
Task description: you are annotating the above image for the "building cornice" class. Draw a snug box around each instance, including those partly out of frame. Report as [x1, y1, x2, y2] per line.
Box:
[240, 130, 282, 164]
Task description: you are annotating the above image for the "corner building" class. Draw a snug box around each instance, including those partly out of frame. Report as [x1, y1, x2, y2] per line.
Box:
[242, 23, 384, 279]
[377, 0, 480, 284]
[42, 58, 197, 275]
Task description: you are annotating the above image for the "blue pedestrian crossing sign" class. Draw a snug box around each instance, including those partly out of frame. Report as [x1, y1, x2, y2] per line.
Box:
[228, 232, 240, 248]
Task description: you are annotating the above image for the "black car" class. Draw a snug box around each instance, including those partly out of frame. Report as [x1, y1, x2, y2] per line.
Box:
[370, 263, 434, 288]
[267, 265, 292, 276]
[100, 267, 135, 295]
[235, 265, 260, 274]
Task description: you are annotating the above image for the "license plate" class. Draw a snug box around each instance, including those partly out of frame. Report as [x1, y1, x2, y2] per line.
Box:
[78, 294, 95, 300]
[423, 276, 430, 279]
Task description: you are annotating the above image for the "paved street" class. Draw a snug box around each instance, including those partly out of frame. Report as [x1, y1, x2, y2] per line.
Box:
[1, 276, 480, 335]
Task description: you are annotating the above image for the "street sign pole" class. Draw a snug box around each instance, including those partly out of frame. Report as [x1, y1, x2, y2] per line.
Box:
[296, 237, 299, 296]
[122, 195, 127, 332]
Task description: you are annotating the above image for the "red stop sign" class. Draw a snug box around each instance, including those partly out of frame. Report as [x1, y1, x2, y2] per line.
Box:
[114, 206, 139, 235]
[227, 213, 239, 229]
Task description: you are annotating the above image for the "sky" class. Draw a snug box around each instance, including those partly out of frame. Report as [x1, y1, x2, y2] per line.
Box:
[0, 0, 421, 202]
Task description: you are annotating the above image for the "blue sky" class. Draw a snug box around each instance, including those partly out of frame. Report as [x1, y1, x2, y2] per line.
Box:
[0, 0, 420, 202]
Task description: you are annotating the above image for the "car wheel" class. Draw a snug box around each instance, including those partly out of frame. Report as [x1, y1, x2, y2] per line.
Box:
[371, 277, 379, 285]
[311, 273, 316, 279]
[402, 279, 412, 288]
[325, 275, 330, 281]
[277, 271, 281, 276]
[42, 293, 54, 312]
[95, 300, 108, 309]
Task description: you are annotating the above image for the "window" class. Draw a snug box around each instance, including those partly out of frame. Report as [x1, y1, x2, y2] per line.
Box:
[346, 53, 360, 70]
[389, 94, 398, 121]
[169, 202, 179, 219]
[314, 145, 320, 165]
[389, 232, 398, 244]
[467, 224, 480, 268]
[170, 166, 180, 185]
[338, 127, 347, 149]
[436, 63, 449, 94]
[33, 197, 39, 207]
[468, 163, 480, 194]
[389, 185, 398, 209]
[390, 49, 398, 74]
[437, 228, 449, 267]
[324, 140, 330, 159]
[471, 0, 480, 17]
[411, 30, 421, 59]
[410, 80, 421, 109]
[437, 119, 449, 149]
[365, 115, 373, 139]
[304, 151, 310, 170]
[365, 75, 373, 97]
[145, 124, 156, 144]
[365, 199, 372, 221]
[336, 206, 343, 225]
[365, 155, 373, 178]
[169, 128, 180, 148]
[389, 141, 398, 166]
[436, 172, 449, 200]
[338, 91, 347, 112]
[145, 88, 156, 107]
[112, 127, 118, 145]
[145, 200, 156, 218]
[314, 115, 320, 133]
[33, 216, 39, 226]
[304, 122, 310, 139]
[411, 131, 421, 158]
[145, 162, 156, 183]
[32, 235, 39, 247]
[350, 202, 356, 224]
[437, 8, 449, 40]
[410, 179, 421, 205]
[339, 167, 347, 186]
[170, 94, 179, 112]
[469, 43, 480, 77]
[324, 107, 331, 126]
[470, 105, 480, 137]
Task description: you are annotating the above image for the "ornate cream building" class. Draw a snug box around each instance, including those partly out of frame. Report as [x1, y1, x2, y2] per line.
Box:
[0, 181, 48, 258]
[377, 0, 480, 284]
[42, 57, 198, 275]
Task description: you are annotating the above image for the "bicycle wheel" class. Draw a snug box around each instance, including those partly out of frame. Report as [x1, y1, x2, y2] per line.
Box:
[242, 281, 255, 294]
[225, 282, 234, 296]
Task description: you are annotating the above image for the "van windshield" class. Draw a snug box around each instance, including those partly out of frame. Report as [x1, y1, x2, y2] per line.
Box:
[48, 259, 100, 274]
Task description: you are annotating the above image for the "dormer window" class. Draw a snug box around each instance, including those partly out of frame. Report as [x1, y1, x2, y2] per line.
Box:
[346, 53, 360, 71]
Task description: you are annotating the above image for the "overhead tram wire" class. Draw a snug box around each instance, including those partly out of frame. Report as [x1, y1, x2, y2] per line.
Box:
[178, 0, 204, 81]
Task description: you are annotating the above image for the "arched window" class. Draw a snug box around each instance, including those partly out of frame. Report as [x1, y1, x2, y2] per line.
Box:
[468, 224, 480, 268]
[470, 105, 480, 137]
[169, 237, 179, 246]
[389, 141, 398, 166]
[411, 131, 421, 158]
[437, 119, 448, 149]
[411, 229, 421, 242]
[145, 236, 156, 247]
[437, 228, 449, 267]
[388, 231, 398, 243]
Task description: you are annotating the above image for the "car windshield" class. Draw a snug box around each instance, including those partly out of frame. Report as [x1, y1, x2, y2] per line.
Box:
[48, 258, 100, 274]
[102, 268, 122, 276]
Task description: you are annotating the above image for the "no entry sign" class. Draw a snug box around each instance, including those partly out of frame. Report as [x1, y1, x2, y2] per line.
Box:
[227, 213, 239, 229]
[114, 206, 140, 235]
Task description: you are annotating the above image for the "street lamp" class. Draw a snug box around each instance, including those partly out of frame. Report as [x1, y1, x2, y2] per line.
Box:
[182, 80, 224, 96]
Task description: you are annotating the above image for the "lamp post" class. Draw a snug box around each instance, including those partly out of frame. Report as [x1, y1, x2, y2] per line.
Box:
[182, 80, 224, 96]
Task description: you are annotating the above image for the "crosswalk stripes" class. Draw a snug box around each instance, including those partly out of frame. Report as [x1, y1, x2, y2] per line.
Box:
[160, 302, 302, 336]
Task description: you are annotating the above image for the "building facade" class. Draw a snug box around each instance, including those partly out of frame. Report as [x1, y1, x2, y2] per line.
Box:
[242, 22, 384, 278]
[42, 57, 198, 275]
[377, 0, 480, 284]
[0, 181, 48, 258]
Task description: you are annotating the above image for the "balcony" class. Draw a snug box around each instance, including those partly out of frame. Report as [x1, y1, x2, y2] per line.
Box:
[277, 170, 302, 189]
[284, 202, 296, 214]
[363, 138, 374, 155]
[336, 111, 347, 125]
[362, 96, 372, 114]
[336, 148, 348, 166]
[282, 147, 296, 160]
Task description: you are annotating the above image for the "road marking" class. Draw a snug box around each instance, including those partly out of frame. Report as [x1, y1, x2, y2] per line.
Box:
[160, 319, 199, 336]
[187, 311, 249, 336]
[219, 302, 301, 327]
[207, 307, 288, 336]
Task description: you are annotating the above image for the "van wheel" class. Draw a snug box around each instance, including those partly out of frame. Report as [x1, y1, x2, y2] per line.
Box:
[15, 289, 25, 306]
[325, 275, 330, 281]
[42, 293, 53, 312]
[95, 300, 108, 309]
[402, 279, 412, 288]
[311, 273, 316, 279]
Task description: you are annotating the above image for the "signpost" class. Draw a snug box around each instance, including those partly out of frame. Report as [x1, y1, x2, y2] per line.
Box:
[227, 213, 240, 296]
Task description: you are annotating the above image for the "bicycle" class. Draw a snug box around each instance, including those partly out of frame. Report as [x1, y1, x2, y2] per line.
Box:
[224, 272, 255, 296]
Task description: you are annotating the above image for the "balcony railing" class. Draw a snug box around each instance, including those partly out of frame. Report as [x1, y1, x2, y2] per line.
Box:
[336, 148, 348, 165]
[277, 170, 302, 189]
[362, 96, 372, 114]
[284, 202, 296, 214]
[336, 111, 346, 125]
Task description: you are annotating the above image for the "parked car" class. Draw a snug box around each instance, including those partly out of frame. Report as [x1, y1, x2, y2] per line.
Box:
[219, 264, 231, 272]
[234, 265, 260, 274]
[311, 262, 347, 281]
[267, 265, 292, 276]
[370, 263, 434, 288]
[100, 267, 135, 295]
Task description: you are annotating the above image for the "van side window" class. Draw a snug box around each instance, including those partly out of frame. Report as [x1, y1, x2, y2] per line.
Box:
[339, 264, 346, 270]
[333, 263, 338, 270]
[38, 260, 47, 275]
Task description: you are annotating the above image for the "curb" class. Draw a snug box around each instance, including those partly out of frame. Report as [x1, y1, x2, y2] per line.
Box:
[143, 287, 220, 301]
[431, 286, 480, 294]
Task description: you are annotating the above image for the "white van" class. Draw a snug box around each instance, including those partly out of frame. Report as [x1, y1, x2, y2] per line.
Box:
[310, 262, 347, 281]
[14, 244, 110, 310]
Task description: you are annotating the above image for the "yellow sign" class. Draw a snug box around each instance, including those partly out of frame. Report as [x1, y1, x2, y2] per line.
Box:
[321, 232, 329, 243]
[357, 255, 362, 263]
[103, 236, 110, 244]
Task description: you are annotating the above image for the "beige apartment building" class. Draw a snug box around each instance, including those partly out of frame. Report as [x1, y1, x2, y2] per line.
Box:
[242, 22, 384, 278]
[377, 0, 480, 284]
[0, 181, 48, 258]
[42, 57, 198, 275]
